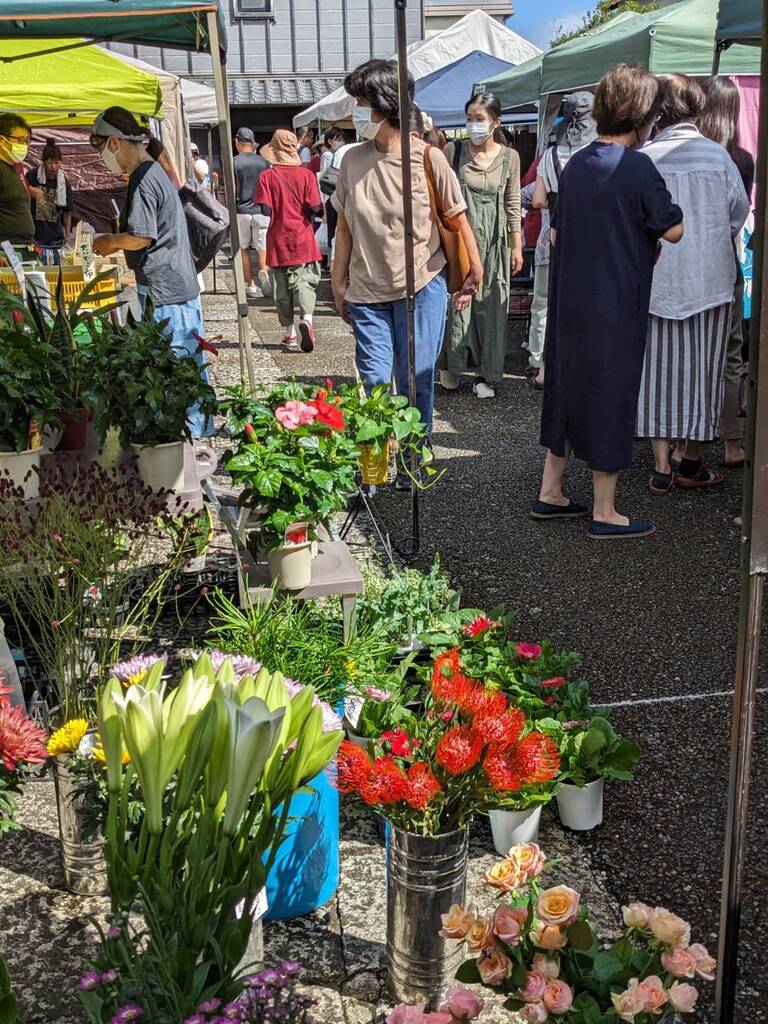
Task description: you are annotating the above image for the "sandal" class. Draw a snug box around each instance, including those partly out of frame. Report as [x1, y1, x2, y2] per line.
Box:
[676, 460, 725, 489]
[648, 471, 674, 496]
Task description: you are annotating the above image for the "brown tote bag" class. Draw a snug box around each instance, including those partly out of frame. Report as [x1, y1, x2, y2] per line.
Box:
[423, 144, 470, 295]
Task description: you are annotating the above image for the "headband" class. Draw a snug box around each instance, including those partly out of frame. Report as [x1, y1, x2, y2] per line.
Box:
[92, 113, 148, 142]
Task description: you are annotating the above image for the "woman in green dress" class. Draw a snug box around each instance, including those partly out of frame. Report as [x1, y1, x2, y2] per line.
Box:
[440, 92, 522, 399]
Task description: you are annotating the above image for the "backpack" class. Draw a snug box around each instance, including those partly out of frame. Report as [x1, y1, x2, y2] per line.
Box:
[319, 159, 340, 197]
[178, 181, 230, 273]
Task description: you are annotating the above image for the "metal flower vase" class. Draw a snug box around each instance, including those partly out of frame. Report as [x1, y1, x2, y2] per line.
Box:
[386, 824, 469, 1008]
[51, 759, 109, 895]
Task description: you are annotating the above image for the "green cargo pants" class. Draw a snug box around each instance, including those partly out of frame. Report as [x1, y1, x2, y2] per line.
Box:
[272, 261, 321, 327]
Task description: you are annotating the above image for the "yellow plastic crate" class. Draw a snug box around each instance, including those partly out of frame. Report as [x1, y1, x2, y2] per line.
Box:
[0, 270, 22, 297]
[0, 267, 118, 311]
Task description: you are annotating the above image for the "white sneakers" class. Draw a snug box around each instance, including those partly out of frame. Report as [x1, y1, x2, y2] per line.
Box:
[245, 283, 259, 298]
[258, 270, 272, 298]
[473, 381, 495, 399]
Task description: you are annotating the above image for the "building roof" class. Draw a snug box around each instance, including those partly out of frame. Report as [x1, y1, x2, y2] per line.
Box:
[425, 3, 513, 17]
[195, 75, 344, 106]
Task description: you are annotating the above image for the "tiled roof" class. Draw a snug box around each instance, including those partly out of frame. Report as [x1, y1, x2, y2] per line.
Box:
[195, 76, 344, 106]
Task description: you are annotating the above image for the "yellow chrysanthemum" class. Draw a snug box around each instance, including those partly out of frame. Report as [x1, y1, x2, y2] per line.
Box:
[47, 718, 89, 757]
[122, 670, 148, 688]
[92, 742, 131, 767]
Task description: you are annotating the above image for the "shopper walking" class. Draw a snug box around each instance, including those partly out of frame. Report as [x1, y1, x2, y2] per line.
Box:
[233, 126, 271, 298]
[0, 113, 34, 248]
[699, 75, 755, 470]
[254, 129, 323, 353]
[534, 65, 683, 540]
[331, 59, 483, 435]
[636, 75, 750, 495]
[90, 106, 212, 438]
[25, 138, 73, 262]
[439, 93, 522, 400]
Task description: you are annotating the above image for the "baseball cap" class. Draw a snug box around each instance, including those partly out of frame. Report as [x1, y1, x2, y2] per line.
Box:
[191, 142, 199, 154]
[236, 127, 255, 143]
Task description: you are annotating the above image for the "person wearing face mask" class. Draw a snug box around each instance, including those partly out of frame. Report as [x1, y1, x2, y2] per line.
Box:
[533, 64, 683, 541]
[89, 106, 212, 439]
[332, 59, 483, 441]
[25, 139, 74, 260]
[0, 113, 35, 249]
[439, 92, 522, 400]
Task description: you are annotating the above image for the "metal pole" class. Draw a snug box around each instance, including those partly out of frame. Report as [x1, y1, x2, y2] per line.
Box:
[714, 8, 768, 1020]
[207, 123, 219, 295]
[206, 10, 256, 387]
[712, 39, 725, 74]
[395, 0, 420, 556]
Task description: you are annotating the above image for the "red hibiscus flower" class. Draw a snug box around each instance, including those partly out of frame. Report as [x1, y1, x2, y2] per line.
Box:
[541, 677, 566, 689]
[472, 708, 526, 750]
[380, 728, 417, 758]
[0, 699, 48, 771]
[516, 642, 543, 661]
[336, 740, 372, 794]
[508, 732, 560, 784]
[463, 614, 501, 638]
[193, 331, 221, 356]
[435, 725, 484, 775]
[360, 756, 408, 805]
[308, 398, 345, 431]
[243, 422, 257, 442]
[404, 762, 442, 810]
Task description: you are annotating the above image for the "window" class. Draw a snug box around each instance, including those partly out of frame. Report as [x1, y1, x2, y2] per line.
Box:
[235, 0, 273, 15]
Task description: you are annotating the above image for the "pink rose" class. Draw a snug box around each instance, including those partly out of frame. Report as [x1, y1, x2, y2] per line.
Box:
[667, 982, 698, 1014]
[439, 904, 475, 940]
[465, 916, 494, 952]
[536, 885, 581, 927]
[648, 907, 691, 948]
[532, 954, 560, 980]
[519, 972, 546, 1002]
[611, 983, 646, 1022]
[492, 905, 528, 945]
[661, 947, 697, 978]
[516, 642, 542, 660]
[439, 987, 484, 1022]
[424, 1013, 453, 1024]
[477, 945, 513, 986]
[508, 842, 547, 882]
[386, 1003, 427, 1024]
[543, 979, 573, 1015]
[530, 922, 568, 950]
[520, 1004, 547, 1023]
[622, 901, 652, 930]
[688, 943, 716, 981]
[637, 976, 667, 1014]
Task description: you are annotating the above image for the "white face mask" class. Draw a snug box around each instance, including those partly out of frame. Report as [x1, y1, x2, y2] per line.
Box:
[100, 141, 122, 175]
[466, 122, 493, 145]
[352, 104, 382, 142]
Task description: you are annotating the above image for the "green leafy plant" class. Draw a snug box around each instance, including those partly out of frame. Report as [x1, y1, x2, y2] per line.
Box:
[85, 314, 216, 447]
[539, 715, 641, 789]
[159, 506, 215, 563]
[0, 953, 18, 1024]
[335, 381, 426, 454]
[0, 286, 63, 451]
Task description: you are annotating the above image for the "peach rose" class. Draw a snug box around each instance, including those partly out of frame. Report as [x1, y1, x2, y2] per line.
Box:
[688, 943, 716, 981]
[520, 1003, 547, 1023]
[477, 945, 512, 986]
[530, 922, 568, 950]
[667, 981, 698, 1014]
[661, 947, 697, 978]
[485, 858, 524, 893]
[611, 983, 646, 1022]
[492, 905, 528, 945]
[532, 953, 560, 980]
[465, 916, 494, 952]
[519, 972, 546, 1002]
[622, 901, 652, 930]
[542, 979, 574, 1015]
[439, 987, 485, 1022]
[637, 975, 667, 1014]
[508, 842, 547, 882]
[649, 908, 691, 948]
[536, 885, 581, 928]
[440, 904, 475, 940]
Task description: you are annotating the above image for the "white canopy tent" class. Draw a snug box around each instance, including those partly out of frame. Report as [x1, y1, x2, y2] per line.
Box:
[292, 8, 541, 128]
[181, 76, 218, 126]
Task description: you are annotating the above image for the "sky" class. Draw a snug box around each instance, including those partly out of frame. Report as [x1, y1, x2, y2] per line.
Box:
[506, 0, 591, 50]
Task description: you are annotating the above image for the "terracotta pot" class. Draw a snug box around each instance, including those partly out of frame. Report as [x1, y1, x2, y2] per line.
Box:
[56, 407, 92, 452]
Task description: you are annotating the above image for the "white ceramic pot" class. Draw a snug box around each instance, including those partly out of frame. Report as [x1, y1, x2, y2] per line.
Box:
[0, 448, 43, 499]
[130, 441, 185, 492]
[266, 540, 313, 590]
[488, 805, 542, 856]
[556, 778, 605, 831]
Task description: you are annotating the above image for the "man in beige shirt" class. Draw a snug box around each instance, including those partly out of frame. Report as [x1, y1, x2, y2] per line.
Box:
[332, 59, 482, 437]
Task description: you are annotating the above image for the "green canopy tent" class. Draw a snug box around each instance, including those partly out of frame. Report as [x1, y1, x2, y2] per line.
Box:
[0, 1, 255, 385]
[0, 37, 163, 125]
[715, 0, 761, 42]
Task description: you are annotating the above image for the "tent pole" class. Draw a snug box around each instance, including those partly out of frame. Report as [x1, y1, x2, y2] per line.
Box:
[206, 10, 255, 386]
[714, 9, 768, 1022]
[712, 39, 724, 75]
[395, 0, 419, 557]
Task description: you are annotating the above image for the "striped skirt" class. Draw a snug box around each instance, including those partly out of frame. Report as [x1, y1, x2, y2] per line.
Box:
[635, 303, 731, 441]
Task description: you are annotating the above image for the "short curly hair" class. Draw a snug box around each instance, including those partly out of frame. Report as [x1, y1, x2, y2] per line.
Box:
[344, 59, 414, 128]
[593, 64, 661, 136]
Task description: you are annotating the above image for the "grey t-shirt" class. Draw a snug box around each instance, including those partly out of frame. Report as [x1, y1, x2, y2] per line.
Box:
[234, 151, 269, 213]
[123, 161, 199, 306]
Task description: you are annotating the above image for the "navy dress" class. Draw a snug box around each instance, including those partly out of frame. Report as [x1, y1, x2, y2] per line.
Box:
[540, 141, 682, 472]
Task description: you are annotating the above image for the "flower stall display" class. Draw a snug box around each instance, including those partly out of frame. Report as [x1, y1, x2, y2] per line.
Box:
[450, 842, 715, 1023]
[336, 650, 559, 1007]
[78, 654, 342, 1023]
[223, 382, 359, 588]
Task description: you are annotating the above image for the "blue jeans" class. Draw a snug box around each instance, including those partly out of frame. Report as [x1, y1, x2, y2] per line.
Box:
[141, 293, 213, 439]
[348, 272, 448, 434]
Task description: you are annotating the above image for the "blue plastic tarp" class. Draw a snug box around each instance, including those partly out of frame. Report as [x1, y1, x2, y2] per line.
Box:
[415, 50, 517, 127]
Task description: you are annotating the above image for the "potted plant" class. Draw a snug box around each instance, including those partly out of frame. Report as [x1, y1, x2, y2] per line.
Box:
[223, 383, 359, 589]
[452, 843, 715, 1023]
[88, 315, 216, 490]
[336, 649, 559, 1008]
[0, 286, 63, 497]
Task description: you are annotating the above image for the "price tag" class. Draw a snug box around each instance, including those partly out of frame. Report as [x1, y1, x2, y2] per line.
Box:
[1, 241, 25, 296]
[345, 694, 364, 728]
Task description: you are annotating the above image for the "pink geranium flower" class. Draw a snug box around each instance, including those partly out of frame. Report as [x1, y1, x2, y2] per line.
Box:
[274, 400, 318, 430]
